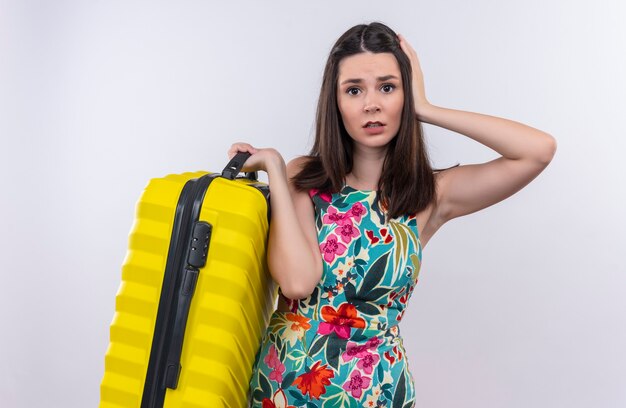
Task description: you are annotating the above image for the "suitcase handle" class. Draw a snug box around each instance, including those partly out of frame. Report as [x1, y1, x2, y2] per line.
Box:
[221, 151, 258, 181]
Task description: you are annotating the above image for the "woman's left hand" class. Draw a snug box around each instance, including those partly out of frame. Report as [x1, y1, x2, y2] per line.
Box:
[398, 34, 431, 118]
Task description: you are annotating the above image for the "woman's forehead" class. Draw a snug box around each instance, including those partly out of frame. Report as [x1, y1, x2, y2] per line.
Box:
[337, 52, 400, 82]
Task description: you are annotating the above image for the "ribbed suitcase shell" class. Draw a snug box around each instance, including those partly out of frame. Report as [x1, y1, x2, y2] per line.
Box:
[100, 171, 276, 407]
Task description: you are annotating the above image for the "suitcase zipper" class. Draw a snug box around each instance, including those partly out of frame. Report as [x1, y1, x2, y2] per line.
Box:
[141, 174, 215, 408]
[162, 220, 212, 389]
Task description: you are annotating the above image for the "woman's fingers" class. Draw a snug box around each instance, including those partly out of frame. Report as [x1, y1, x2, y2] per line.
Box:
[398, 34, 413, 53]
[225, 144, 285, 175]
[397, 34, 429, 113]
[228, 142, 258, 159]
[227, 142, 267, 173]
[398, 34, 419, 67]
[398, 34, 418, 66]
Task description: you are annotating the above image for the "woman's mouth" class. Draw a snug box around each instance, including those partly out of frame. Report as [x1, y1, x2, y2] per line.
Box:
[363, 121, 386, 135]
[363, 121, 384, 128]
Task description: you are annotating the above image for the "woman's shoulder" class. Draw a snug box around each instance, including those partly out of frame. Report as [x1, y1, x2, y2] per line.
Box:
[286, 155, 312, 176]
[286, 155, 321, 188]
[286, 155, 318, 197]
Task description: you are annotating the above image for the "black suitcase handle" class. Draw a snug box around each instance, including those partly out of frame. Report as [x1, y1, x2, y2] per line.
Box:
[222, 151, 257, 181]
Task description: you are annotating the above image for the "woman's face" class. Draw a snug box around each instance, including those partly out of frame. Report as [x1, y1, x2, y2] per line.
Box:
[336, 52, 404, 151]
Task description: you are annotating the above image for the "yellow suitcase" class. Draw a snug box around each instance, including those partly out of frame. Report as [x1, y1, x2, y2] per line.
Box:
[100, 153, 277, 407]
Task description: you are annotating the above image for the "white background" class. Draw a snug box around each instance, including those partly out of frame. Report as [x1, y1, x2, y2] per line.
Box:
[1, 1, 625, 407]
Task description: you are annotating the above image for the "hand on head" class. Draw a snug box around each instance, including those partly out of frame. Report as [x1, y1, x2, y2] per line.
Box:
[397, 34, 431, 115]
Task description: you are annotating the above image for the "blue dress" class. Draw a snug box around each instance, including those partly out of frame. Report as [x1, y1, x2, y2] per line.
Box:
[248, 185, 422, 408]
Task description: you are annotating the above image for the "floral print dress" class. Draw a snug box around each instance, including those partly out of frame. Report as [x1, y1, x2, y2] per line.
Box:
[248, 185, 422, 408]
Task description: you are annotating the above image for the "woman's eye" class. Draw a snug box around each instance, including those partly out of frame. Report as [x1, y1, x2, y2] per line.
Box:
[381, 84, 395, 93]
[347, 87, 361, 96]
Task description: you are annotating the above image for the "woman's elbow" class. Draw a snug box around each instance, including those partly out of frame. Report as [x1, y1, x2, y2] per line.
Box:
[268, 254, 323, 299]
[275, 269, 321, 299]
[539, 133, 557, 164]
[279, 284, 316, 300]
[270, 260, 322, 300]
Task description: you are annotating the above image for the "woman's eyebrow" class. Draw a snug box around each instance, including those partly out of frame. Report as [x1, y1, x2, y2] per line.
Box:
[340, 75, 399, 85]
[378, 75, 399, 82]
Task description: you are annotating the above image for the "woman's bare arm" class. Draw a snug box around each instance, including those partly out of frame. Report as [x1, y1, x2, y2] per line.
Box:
[420, 106, 557, 222]
[398, 34, 557, 224]
[228, 144, 322, 299]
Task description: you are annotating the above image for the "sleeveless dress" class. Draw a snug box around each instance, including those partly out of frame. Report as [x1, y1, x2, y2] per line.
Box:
[248, 185, 423, 408]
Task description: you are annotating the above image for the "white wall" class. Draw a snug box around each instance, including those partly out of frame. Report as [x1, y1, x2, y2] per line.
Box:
[1, 0, 625, 407]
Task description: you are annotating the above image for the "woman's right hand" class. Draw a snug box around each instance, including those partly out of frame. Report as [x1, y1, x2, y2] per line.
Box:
[227, 144, 322, 299]
[227, 142, 285, 174]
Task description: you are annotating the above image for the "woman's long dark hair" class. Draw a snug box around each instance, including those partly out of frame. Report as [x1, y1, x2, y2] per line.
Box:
[293, 22, 452, 219]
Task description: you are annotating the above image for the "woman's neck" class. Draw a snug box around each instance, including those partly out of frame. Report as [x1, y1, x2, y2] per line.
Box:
[347, 147, 386, 190]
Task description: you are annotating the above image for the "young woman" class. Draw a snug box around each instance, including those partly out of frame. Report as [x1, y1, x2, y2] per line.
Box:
[229, 22, 556, 408]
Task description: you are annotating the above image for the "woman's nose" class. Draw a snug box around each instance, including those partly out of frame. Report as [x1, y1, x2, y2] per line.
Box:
[363, 101, 381, 113]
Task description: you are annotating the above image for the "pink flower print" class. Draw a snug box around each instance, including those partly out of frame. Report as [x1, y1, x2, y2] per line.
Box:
[366, 336, 382, 350]
[334, 221, 360, 244]
[356, 352, 380, 375]
[323, 206, 349, 225]
[320, 191, 333, 203]
[263, 345, 286, 383]
[320, 234, 347, 264]
[342, 370, 371, 399]
[348, 202, 366, 223]
[341, 342, 369, 362]
[263, 345, 280, 369]
[308, 189, 332, 202]
[269, 361, 285, 383]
